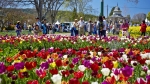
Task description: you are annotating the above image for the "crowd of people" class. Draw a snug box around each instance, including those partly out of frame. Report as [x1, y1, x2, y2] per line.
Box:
[14, 16, 148, 37]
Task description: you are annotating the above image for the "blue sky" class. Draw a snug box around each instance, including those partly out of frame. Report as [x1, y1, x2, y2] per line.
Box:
[90, 0, 150, 18]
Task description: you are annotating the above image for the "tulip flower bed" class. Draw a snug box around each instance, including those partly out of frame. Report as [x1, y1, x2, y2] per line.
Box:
[0, 35, 150, 84]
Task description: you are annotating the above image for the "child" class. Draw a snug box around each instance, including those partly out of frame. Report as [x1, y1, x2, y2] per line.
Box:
[140, 20, 147, 36]
[33, 25, 41, 35]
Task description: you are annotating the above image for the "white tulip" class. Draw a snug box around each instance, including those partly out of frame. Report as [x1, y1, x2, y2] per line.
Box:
[101, 68, 110, 76]
[78, 65, 86, 71]
[147, 53, 150, 59]
[110, 73, 119, 81]
[63, 55, 68, 59]
[98, 52, 102, 56]
[131, 61, 138, 66]
[147, 70, 150, 75]
[91, 82, 98, 84]
[51, 74, 62, 84]
[122, 54, 128, 62]
[140, 53, 148, 59]
[89, 51, 93, 57]
[145, 60, 150, 65]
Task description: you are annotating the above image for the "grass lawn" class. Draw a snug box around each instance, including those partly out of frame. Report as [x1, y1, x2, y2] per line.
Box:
[0, 30, 70, 36]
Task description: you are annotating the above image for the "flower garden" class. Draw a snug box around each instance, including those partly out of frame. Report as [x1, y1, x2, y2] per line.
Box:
[0, 34, 150, 84]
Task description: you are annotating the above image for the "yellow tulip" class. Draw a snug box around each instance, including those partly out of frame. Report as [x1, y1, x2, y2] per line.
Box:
[113, 61, 118, 68]
[2, 40, 5, 43]
[12, 60, 21, 64]
[20, 67, 27, 72]
[50, 62, 56, 68]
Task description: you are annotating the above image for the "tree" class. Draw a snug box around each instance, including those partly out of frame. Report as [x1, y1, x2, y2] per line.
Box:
[132, 13, 146, 23]
[64, 0, 94, 15]
[127, 15, 131, 21]
[13, 0, 65, 23]
[147, 12, 150, 21]
[109, 7, 115, 16]
[72, 8, 78, 21]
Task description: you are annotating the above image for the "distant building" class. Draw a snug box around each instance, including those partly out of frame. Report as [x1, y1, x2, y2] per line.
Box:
[108, 4, 128, 24]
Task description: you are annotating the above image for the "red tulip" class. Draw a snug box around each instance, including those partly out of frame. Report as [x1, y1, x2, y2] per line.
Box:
[104, 60, 114, 70]
[49, 68, 58, 75]
[45, 80, 51, 84]
[27, 80, 39, 84]
[90, 62, 99, 71]
[55, 59, 62, 67]
[74, 71, 84, 79]
[69, 78, 80, 84]
[25, 61, 37, 70]
[61, 70, 70, 77]
[6, 65, 14, 72]
[18, 72, 25, 79]
[69, 63, 74, 68]
[82, 81, 90, 84]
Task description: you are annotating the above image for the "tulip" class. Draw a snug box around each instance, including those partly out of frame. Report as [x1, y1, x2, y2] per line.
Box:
[91, 82, 98, 84]
[40, 62, 49, 69]
[14, 62, 24, 70]
[134, 78, 146, 84]
[82, 81, 90, 84]
[113, 61, 118, 68]
[101, 68, 110, 76]
[50, 62, 56, 68]
[51, 74, 62, 84]
[121, 65, 134, 77]
[69, 78, 80, 84]
[78, 65, 86, 72]
[147, 70, 150, 75]
[145, 60, 150, 65]
[36, 68, 46, 78]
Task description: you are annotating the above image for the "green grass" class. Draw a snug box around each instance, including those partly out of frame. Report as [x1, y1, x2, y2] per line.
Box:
[0, 30, 30, 36]
[0, 30, 70, 36]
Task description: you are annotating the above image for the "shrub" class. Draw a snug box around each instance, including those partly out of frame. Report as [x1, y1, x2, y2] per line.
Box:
[5, 25, 15, 30]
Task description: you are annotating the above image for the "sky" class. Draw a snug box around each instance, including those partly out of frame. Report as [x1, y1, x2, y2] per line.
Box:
[90, 0, 150, 18]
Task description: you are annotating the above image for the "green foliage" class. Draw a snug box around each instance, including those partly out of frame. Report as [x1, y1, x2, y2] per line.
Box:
[147, 12, 150, 21]
[109, 7, 115, 16]
[5, 25, 15, 30]
[72, 8, 78, 21]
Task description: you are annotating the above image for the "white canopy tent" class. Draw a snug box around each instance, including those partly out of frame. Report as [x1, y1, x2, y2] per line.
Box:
[55, 21, 60, 25]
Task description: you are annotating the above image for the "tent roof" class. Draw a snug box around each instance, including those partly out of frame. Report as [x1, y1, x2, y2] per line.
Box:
[55, 21, 60, 24]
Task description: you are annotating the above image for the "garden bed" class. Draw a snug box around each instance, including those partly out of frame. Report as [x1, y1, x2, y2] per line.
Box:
[0, 35, 150, 84]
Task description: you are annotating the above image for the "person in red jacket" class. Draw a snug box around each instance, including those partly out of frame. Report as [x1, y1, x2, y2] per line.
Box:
[140, 20, 147, 36]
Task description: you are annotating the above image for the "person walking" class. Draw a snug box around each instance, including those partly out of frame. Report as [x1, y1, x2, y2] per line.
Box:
[140, 20, 147, 36]
[78, 17, 85, 36]
[73, 19, 79, 36]
[98, 16, 104, 38]
[87, 20, 93, 35]
[93, 21, 97, 35]
[41, 20, 47, 34]
[15, 21, 22, 36]
[102, 16, 107, 37]
[121, 20, 129, 36]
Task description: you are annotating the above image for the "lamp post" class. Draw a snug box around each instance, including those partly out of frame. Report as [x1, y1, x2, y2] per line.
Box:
[100, 0, 104, 16]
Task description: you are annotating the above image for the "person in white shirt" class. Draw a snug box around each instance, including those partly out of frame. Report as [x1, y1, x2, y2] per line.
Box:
[87, 20, 93, 35]
[102, 16, 107, 37]
[78, 17, 85, 36]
